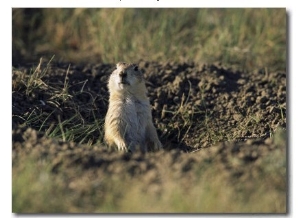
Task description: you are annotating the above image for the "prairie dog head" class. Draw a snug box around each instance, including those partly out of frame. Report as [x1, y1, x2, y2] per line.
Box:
[108, 62, 145, 93]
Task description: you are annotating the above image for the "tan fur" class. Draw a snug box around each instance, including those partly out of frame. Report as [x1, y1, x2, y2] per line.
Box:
[104, 62, 163, 152]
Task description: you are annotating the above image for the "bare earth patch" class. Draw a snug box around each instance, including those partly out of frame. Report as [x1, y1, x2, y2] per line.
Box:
[12, 60, 286, 213]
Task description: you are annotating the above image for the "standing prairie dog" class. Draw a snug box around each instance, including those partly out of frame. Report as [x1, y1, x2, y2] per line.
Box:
[104, 62, 163, 153]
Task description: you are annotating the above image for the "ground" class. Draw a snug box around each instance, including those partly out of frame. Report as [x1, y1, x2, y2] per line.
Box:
[12, 58, 286, 213]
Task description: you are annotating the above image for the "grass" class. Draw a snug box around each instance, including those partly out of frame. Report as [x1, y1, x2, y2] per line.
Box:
[12, 8, 286, 71]
[12, 58, 105, 146]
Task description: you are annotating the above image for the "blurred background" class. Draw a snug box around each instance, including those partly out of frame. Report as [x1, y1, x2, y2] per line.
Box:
[12, 8, 286, 71]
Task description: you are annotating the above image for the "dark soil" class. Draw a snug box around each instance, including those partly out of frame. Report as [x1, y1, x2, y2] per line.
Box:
[12, 60, 286, 148]
[12, 59, 287, 212]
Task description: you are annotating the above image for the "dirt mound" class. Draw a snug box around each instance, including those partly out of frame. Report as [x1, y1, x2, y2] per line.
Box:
[12, 60, 286, 213]
[12, 60, 286, 149]
[13, 125, 285, 180]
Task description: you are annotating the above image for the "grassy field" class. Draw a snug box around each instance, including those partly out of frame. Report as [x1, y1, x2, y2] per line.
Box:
[12, 8, 286, 213]
[12, 8, 286, 71]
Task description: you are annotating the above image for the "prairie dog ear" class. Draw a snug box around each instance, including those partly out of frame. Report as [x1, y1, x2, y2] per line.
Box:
[116, 62, 126, 69]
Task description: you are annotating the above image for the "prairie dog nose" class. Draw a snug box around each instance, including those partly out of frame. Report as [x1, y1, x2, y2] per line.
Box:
[119, 71, 127, 78]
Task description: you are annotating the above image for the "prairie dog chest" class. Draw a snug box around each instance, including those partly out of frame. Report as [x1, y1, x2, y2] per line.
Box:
[121, 97, 150, 127]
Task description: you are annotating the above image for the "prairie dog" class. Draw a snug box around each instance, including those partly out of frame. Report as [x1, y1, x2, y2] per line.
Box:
[104, 62, 163, 153]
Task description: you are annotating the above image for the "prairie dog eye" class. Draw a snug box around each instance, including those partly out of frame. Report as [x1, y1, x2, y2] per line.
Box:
[134, 66, 138, 71]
